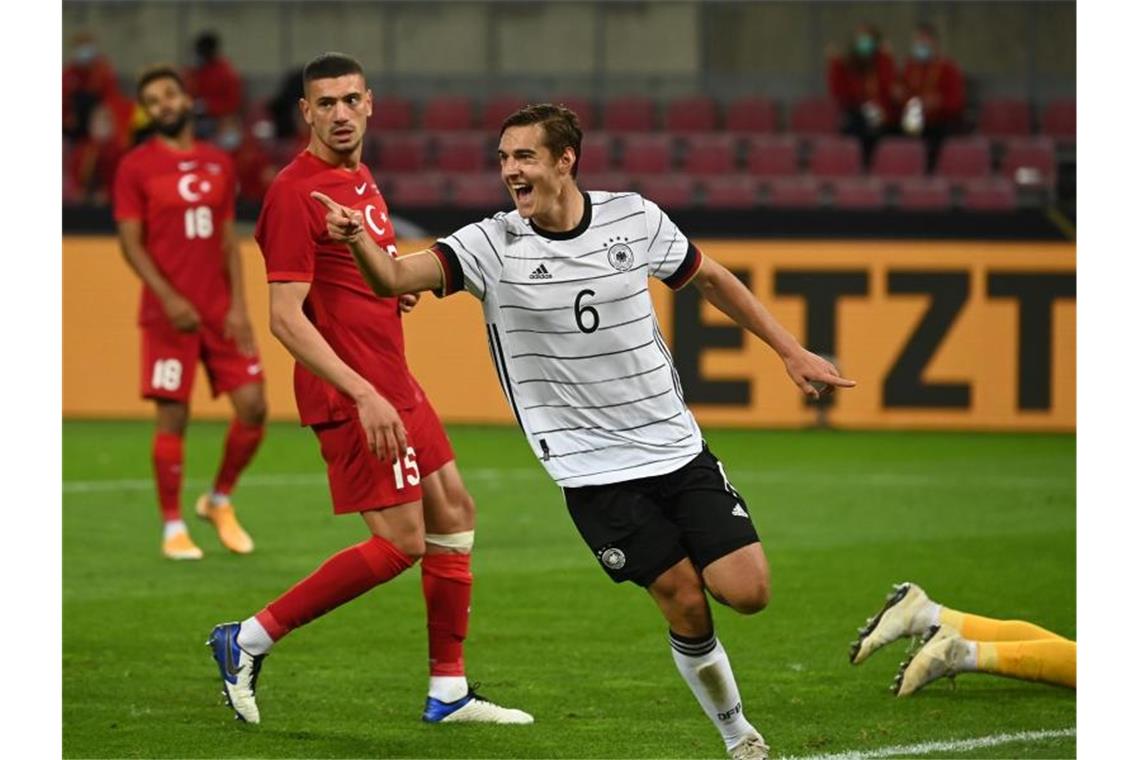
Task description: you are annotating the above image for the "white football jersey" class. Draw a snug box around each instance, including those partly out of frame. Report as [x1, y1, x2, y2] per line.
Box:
[431, 191, 706, 487]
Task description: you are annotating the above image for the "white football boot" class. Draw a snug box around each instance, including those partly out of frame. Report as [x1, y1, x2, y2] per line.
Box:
[850, 582, 937, 665]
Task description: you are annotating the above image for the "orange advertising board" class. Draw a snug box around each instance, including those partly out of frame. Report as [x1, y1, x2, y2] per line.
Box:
[63, 237, 1074, 431]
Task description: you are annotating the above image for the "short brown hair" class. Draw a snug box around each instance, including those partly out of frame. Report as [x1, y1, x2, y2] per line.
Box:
[136, 65, 184, 101]
[501, 104, 584, 178]
[303, 52, 365, 94]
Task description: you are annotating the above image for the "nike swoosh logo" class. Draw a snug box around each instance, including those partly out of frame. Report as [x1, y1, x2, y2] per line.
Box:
[178, 161, 198, 171]
[355, 182, 368, 195]
[223, 628, 243, 678]
[247, 363, 262, 375]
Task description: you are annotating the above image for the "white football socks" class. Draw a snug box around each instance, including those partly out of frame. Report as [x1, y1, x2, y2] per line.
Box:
[428, 675, 470, 702]
[163, 520, 188, 540]
[236, 616, 274, 656]
[669, 630, 758, 750]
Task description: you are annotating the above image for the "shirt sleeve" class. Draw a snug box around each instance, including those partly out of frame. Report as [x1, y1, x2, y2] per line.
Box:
[430, 218, 505, 300]
[644, 198, 703, 290]
[111, 156, 144, 222]
[220, 153, 237, 221]
[255, 182, 320, 283]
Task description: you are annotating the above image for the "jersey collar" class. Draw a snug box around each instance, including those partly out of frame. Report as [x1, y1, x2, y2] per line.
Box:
[530, 191, 592, 241]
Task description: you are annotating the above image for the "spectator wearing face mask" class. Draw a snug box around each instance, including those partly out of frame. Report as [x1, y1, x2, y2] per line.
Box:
[895, 24, 966, 171]
[63, 32, 122, 140]
[185, 31, 243, 138]
[828, 23, 898, 166]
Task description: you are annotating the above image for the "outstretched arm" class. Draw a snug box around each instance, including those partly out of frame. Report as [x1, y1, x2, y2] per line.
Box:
[690, 255, 856, 399]
[310, 191, 443, 296]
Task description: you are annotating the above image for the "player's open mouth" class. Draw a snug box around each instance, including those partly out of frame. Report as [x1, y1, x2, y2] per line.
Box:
[512, 184, 534, 202]
[333, 128, 354, 139]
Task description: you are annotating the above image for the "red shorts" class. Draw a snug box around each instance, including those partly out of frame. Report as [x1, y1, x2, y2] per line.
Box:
[314, 395, 455, 514]
[140, 319, 263, 403]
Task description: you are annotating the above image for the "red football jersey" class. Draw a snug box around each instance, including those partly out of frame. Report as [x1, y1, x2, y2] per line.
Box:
[113, 139, 237, 326]
[255, 150, 421, 426]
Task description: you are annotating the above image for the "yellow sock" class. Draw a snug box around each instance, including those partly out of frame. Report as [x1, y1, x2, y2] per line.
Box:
[976, 639, 1076, 688]
[940, 608, 1068, 642]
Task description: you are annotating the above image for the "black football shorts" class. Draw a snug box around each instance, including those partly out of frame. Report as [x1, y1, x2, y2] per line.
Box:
[562, 443, 761, 587]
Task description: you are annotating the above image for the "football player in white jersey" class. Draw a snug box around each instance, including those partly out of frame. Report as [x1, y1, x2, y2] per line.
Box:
[312, 104, 854, 760]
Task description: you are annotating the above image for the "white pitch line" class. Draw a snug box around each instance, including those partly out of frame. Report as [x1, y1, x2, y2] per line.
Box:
[61, 467, 1073, 494]
[782, 727, 1075, 760]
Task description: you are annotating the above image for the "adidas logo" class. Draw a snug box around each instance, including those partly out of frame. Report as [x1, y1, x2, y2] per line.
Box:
[529, 264, 553, 280]
[731, 503, 749, 518]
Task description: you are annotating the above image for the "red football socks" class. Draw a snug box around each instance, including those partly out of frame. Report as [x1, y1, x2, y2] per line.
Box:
[152, 432, 184, 522]
[212, 419, 265, 497]
[255, 535, 415, 641]
[422, 552, 473, 677]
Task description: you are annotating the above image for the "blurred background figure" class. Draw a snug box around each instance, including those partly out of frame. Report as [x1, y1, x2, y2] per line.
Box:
[828, 23, 898, 166]
[895, 23, 966, 171]
[62, 31, 121, 140]
[185, 31, 243, 139]
[267, 67, 305, 141]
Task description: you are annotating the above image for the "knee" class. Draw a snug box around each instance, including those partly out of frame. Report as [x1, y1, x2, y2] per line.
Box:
[388, 534, 425, 562]
[656, 576, 708, 617]
[729, 581, 770, 615]
[237, 398, 268, 427]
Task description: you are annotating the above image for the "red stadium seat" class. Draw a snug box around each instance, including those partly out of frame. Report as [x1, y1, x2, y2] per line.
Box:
[936, 137, 993, 180]
[790, 97, 841, 134]
[746, 136, 799, 177]
[371, 96, 415, 132]
[422, 96, 474, 131]
[577, 133, 615, 174]
[482, 95, 529, 130]
[765, 177, 823, 208]
[896, 178, 953, 211]
[451, 173, 508, 208]
[580, 171, 636, 193]
[387, 174, 447, 207]
[830, 178, 886, 210]
[603, 96, 656, 133]
[702, 176, 762, 209]
[977, 98, 1032, 137]
[664, 96, 718, 133]
[620, 134, 673, 174]
[871, 137, 925, 178]
[1001, 137, 1056, 187]
[551, 95, 596, 129]
[725, 97, 779, 134]
[682, 134, 738, 176]
[961, 178, 1017, 211]
[434, 132, 491, 173]
[807, 136, 861, 178]
[374, 134, 431, 173]
[1041, 99, 1076, 140]
[638, 175, 697, 209]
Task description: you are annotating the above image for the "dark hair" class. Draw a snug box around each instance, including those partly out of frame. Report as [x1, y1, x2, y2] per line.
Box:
[194, 31, 219, 59]
[303, 52, 365, 94]
[500, 104, 584, 178]
[136, 65, 185, 101]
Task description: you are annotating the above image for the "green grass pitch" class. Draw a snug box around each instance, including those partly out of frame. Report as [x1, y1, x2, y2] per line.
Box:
[63, 421, 1075, 758]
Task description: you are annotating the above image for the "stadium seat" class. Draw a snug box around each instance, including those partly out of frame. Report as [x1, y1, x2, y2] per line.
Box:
[977, 98, 1032, 137]
[664, 96, 718, 133]
[807, 136, 861, 178]
[551, 95, 596, 129]
[725, 96, 779, 134]
[830, 178, 886, 210]
[1001, 137, 1056, 187]
[896, 177, 953, 211]
[1041, 98, 1076, 141]
[961, 177, 1017, 211]
[578, 133, 616, 175]
[790, 97, 841, 134]
[681, 134, 738, 176]
[482, 95, 529, 130]
[871, 137, 926, 178]
[702, 176, 762, 209]
[620, 134, 674, 174]
[580, 171, 636, 193]
[374, 134, 431, 173]
[371, 96, 415, 132]
[746, 136, 799, 177]
[422, 95, 474, 131]
[434, 132, 491, 173]
[603, 95, 656, 133]
[638, 175, 698, 209]
[451, 173, 508, 208]
[387, 174, 447, 207]
[765, 177, 823, 208]
[936, 137, 993, 180]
